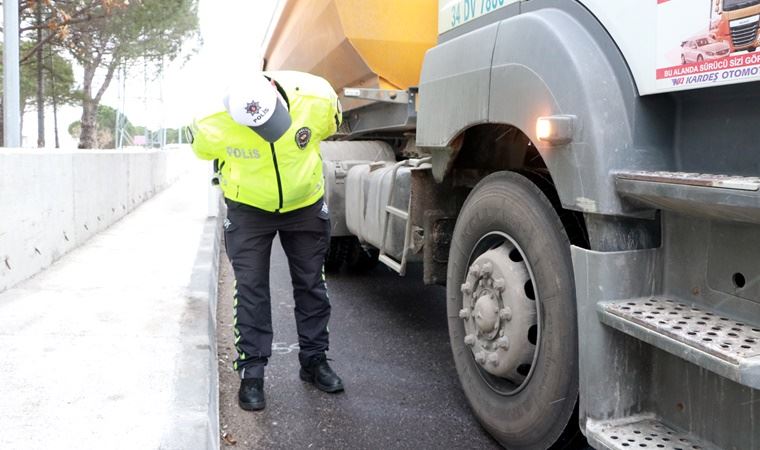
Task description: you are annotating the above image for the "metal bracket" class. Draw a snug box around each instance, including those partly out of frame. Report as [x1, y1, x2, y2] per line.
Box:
[343, 87, 411, 104]
[337, 87, 418, 138]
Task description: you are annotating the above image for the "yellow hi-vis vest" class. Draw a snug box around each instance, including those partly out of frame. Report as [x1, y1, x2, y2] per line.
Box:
[191, 71, 342, 213]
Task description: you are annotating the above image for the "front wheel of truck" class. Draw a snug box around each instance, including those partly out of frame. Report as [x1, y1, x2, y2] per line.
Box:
[447, 171, 581, 449]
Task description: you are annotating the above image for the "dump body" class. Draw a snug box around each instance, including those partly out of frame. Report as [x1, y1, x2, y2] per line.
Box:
[264, 0, 437, 110]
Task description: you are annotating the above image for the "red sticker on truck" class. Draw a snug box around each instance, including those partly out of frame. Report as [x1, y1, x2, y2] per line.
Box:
[657, 0, 760, 91]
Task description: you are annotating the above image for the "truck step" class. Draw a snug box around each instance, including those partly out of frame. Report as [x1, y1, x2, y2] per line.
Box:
[386, 205, 409, 220]
[378, 254, 403, 273]
[617, 171, 760, 191]
[615, 171, 760, 224]
[586, 416, 718, 450]
[598, 297, 760, 389]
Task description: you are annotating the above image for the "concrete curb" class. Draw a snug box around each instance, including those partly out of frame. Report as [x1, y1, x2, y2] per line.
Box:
[197, 189, 224, 450]
[162, 188, 224, 450]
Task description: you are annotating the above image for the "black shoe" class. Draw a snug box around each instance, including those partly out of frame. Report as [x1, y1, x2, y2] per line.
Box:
[238, 377, 266, 411]
[299, 354, 344, 393]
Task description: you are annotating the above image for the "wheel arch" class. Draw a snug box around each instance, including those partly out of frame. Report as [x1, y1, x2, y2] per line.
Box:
[418, 1, 670, 217]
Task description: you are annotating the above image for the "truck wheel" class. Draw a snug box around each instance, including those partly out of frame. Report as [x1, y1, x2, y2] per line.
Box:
[345, 238, 379, 272]
[447, 171, 579, 449]
[325, 238, 348, 273]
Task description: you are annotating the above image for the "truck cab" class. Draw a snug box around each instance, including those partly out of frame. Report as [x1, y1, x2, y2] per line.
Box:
[711, 0, 760, 53]
[265, 1, 760, 448]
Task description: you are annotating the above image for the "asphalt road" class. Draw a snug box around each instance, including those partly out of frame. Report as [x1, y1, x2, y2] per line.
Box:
[216, 236, 503, 449]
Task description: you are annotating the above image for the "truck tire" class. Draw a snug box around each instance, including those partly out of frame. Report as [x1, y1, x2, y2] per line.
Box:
[325, 237, 379, 273]
[325, 238, 349, 273]
[447, 171, 579, 449]
[345, 239, 379, 272]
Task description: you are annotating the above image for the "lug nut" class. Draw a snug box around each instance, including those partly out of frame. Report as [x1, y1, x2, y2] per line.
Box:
[482, 262, 493, 275]
[496, 337, 510, 350]
[464, 334, 477, 346]
[494, 278, 505, 291]
[499, 307, 512, 321]
[475, 352, 486, 364]
[487, 352, 500, 366]
[460, 282, 472, 295]
[459, 308, 470, 319]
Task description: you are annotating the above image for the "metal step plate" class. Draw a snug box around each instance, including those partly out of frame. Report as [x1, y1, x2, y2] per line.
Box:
[587, 417, 718, 450]
[616, 171, 760, 191]
[614, 171, 760, 225]
[598, 297, 760, 388]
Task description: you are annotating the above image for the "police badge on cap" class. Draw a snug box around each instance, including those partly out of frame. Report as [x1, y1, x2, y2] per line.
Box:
[224, 75, 292, 143]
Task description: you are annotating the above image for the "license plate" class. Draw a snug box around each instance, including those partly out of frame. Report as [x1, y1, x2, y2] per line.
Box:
[439, 0, 519, 34]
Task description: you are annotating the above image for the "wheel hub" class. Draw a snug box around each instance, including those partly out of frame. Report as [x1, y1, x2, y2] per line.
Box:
[474, 293, 499, 336]
[460, 240, 538, 384]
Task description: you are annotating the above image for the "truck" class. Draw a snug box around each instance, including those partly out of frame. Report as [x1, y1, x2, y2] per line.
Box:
[710, 0, 760, 53]
[264, 1, 760, 448]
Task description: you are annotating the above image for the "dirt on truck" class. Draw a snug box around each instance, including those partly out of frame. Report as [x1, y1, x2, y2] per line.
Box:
[262, 1, 760, 449]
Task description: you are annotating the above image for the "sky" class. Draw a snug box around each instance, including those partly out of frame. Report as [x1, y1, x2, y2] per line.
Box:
[21, 0, 282, 147]
[156, 0, 282, 126]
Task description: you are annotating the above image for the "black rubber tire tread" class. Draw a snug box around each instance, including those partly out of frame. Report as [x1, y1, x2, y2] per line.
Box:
[516, 169, 589, 249]
[447, 171, 579, 450]
[345, 238, 379, 273]
[325, 237, 349, 273]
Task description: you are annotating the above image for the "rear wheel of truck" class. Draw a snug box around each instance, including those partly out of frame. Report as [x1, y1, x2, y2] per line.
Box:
[325, 238, 348, 273]
[345, 239, 379, 272]
[325, 237, 380, 273]
[447, 171, 580, 449]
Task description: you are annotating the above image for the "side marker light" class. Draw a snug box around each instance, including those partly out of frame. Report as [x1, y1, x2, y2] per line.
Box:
[536, 115, 576, 146]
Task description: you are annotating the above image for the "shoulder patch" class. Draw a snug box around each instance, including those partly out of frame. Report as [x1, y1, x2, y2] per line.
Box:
[295, 127, 312, 149]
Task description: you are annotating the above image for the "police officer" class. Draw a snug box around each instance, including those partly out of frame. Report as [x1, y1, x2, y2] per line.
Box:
[191, 71, 344, 411]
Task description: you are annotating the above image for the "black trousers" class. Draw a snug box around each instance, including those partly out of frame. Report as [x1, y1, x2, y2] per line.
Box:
[224, 198, 331, 378]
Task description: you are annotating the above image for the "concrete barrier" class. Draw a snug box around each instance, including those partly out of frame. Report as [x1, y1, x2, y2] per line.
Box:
[0, 146, 196, 293]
